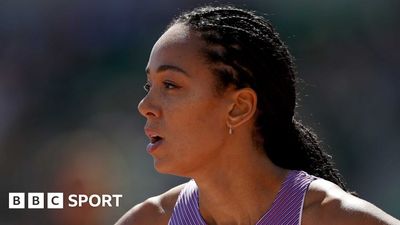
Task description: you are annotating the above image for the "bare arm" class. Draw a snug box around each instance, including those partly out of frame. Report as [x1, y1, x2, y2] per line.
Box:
[114, 184, 185, 225]
[114, 197, 165, 225]
[336, 195, 399, 225]
[304, 179, 400, 225]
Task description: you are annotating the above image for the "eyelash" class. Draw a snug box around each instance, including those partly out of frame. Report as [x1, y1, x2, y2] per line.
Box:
[163, 81, 178, 89]
[143, 82, 151, 92]
[143, 81, 179, 92]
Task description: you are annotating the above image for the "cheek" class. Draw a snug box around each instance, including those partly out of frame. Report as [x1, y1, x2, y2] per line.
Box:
[165, 96, 226, 147]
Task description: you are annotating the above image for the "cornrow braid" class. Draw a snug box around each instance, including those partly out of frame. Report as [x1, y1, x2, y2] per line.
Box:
[171, 5, 349, 191]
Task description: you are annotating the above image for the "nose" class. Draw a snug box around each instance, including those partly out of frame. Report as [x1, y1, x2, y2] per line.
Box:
[137, 94, 160, 119]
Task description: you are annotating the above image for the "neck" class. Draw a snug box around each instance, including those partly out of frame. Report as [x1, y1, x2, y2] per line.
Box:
[191, 133, 288, 225]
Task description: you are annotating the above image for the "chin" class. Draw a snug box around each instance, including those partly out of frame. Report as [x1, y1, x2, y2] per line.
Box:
[153, 159, 191, 178]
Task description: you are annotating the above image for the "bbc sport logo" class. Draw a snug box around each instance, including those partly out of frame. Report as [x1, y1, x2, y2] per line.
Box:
[9, 192, 123, 209]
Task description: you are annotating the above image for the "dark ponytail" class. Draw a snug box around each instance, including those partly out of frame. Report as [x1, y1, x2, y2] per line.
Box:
[263, 119, 348, 190]
[172, 5, 348, 191]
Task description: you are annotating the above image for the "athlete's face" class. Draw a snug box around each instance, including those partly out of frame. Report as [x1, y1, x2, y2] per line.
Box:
[138, 23, 232, 176]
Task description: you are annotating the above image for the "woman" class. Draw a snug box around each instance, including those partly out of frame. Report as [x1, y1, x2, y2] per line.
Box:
[116, 5, 399, 225]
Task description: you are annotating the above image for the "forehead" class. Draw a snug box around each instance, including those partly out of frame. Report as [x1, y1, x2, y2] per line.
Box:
[155, 23, 192, 47]
[147, 23, 206, 70]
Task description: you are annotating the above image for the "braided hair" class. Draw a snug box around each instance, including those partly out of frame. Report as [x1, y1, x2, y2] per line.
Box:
[170, 5, 349, 191]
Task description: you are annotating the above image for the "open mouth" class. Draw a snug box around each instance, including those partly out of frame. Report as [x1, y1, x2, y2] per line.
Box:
[150, 135, 163, 144]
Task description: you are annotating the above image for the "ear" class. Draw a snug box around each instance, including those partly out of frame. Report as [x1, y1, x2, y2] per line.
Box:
[227, 88, 257, 129]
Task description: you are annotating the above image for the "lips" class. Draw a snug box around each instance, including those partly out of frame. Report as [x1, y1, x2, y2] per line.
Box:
[144, 128, 164, 153]
[150, 135, 162, 143]
[145, 129, 163, 142]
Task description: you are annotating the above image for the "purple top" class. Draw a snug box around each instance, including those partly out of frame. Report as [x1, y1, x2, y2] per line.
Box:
[168, 170, 316, 225]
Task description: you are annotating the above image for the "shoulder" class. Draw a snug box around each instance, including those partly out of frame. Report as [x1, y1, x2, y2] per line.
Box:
[114, 183, 186, 225]
[302, 178, 400, 225]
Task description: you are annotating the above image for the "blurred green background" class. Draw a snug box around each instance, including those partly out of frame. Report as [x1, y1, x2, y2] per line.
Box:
[1, 0, 399, 224]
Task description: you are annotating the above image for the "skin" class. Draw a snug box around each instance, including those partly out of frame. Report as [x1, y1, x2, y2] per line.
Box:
[115, 23, 400, 225]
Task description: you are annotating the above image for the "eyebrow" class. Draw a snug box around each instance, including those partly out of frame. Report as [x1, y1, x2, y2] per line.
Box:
[145, 64, 189, 77]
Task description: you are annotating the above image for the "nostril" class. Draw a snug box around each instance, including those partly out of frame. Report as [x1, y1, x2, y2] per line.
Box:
[146, 111, 156, 117]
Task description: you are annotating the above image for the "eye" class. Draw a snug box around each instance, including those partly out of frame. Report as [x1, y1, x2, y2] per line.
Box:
[163, 81, 179, 89]
[143, 81, 151, 92]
